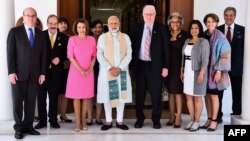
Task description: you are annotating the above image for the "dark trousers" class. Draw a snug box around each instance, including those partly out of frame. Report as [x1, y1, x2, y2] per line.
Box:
[217, 73, 242, 120]
[135, 60, 163, 124]
[230, 74, 242, 115]
[37, 71, 58, 124]
[217, 90, 224, 120]
[12, 79, 38, 131]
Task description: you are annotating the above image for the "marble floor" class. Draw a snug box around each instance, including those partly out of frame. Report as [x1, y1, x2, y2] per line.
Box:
[0, 114, 229, 141]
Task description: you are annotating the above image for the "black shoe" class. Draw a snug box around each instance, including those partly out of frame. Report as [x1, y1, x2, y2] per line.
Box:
[14, 131, 23, 139]
[86, 120, 93, 126]
[50, 122, 60, 128]
[101, 124, 112, 131]
[116, 122, 129, 130]
[60, 116, 72, 123]
[34, 122, 47, 129]
[231, 113, 241, 115]
[134, 121, 144, 128]
[217, 118, 223, 124]
[207, 119, 218, 132]
[153, 122, 161, 129]
[96, 119, 104, 125]
[26, 128, 40, 135]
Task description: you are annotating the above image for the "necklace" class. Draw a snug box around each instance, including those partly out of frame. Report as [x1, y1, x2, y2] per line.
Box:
[171, 29, 181, 37]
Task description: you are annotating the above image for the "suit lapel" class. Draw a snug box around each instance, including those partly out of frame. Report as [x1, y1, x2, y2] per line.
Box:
[21, 25, 32, 49]
[54, 33, 61, 49]
[232, 24, 239, 43]
[150, 23, 157, 49]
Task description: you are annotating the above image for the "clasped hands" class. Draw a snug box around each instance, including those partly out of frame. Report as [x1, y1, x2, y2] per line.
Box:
[81, 67, 93, 77]
[109, 67, 121, 77]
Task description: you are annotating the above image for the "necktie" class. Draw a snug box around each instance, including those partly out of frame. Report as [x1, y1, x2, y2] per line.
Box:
[28, 28, 34, 48]
[226, 26, 231, 42]
[50, 34, 54, 48]
[144, 26, 151, 60]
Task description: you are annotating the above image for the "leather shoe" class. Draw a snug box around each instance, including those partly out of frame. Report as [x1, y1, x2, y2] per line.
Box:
[134, 121, 144, 128]
[96, 120, 104, 125]
[26, 128, 40, 135]
[217, 118, 223, 124]
[60, 116, 72, 123]
[101, 124, 112, 131]
[14, 131, 23, 139]
[153, 122, 161, 129]
[116, 122, 129, 130]
[34, 122, 47, 129]
[50, 122, 60, 128]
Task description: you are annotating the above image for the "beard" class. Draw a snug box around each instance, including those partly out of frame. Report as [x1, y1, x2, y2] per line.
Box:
[109, 28, 119, 33]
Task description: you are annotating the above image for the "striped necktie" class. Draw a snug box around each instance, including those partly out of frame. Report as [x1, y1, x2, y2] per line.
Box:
[144, 26, 151, 61]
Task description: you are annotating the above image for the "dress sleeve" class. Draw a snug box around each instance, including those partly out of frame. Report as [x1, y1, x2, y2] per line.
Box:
[92, 37, 97, 57]
[67, 37, 74, 58]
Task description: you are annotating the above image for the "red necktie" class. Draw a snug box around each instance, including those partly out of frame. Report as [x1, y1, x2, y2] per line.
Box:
[226, 26, 231, 42]
[144, 26, 151, 60]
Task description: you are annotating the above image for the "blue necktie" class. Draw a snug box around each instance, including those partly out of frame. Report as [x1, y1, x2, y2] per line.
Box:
[28, 28, 34, 48]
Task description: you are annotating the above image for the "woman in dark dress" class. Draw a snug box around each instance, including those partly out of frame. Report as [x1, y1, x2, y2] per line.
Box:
[57, 17, 72, 122]
[166, 12, 187, 128]
[87, 20, 104, 125]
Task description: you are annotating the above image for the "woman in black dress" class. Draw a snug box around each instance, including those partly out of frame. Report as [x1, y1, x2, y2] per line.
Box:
[166, 12, 187, 128]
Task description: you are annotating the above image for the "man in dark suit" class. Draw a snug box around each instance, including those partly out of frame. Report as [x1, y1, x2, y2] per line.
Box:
[7, 7, 46, 139]
[35, 15, 68, 129]
[131, 5, 169, 129]
[217, 7, 245, 121]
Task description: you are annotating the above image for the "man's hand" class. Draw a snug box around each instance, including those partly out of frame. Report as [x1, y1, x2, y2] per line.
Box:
[52, 57, 60, 65]
[39, 75, 45, 85]
[9, 73, 18, 84]
[161, 68, 168, 78]
[110, 67, 121, 77]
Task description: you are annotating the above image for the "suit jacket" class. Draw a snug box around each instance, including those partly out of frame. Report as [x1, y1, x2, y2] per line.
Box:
[131, 22, 169, 74]
[7, 24, 46, 81]
[217, 24, 245, 76]
[43, 30, 68, 81]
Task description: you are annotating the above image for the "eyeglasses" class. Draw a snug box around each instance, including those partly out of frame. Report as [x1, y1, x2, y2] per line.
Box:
[143, 13, 156, 17]
[24, 15, 37, 18]
[170, 21, 180, 24]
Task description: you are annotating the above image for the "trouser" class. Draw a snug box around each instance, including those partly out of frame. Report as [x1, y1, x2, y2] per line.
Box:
[12, 79, 38, 131]
[103, 102, 125, 123]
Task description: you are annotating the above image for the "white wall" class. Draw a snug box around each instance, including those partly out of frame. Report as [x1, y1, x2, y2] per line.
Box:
[194, 0, 247, 28]
[14, 0, 57, 30]
[194, 0, 247, 116]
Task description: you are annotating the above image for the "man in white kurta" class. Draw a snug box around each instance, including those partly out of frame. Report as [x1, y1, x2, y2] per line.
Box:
[97, 16, 132, 131]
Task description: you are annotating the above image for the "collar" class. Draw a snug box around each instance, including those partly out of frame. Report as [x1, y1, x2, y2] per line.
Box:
[24, 24, 35, 31]
[144, 24, 153, 31]
[48, 30, 58, 37]
[225, 23, 235, 30]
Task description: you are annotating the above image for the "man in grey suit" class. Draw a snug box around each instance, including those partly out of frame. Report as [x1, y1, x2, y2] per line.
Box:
[7, 7, 46, 139]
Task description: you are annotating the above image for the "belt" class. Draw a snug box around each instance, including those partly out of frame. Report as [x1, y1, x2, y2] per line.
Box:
[185, 55, 191, 60]
[139, 59, 151, 63]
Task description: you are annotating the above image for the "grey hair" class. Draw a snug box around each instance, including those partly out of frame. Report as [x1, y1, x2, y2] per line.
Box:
[107, 15, 120, 23]
[167, 12, 184, 27]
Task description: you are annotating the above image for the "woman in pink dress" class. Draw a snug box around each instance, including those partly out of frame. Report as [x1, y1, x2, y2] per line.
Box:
[65, 18, 96, 132]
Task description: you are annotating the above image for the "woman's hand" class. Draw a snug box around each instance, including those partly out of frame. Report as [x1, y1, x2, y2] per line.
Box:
[214, 71, 221, 83]
[197, 73, 203, 84]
